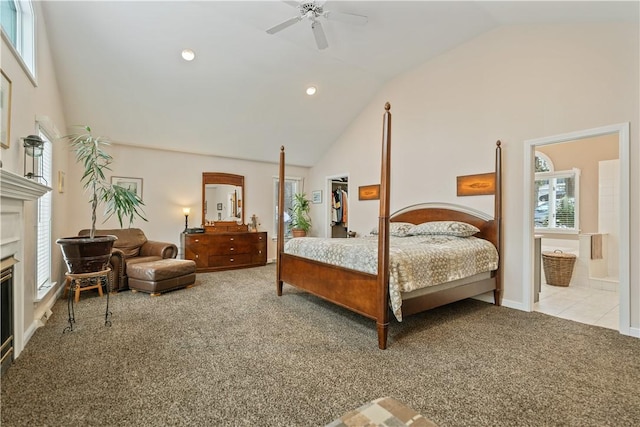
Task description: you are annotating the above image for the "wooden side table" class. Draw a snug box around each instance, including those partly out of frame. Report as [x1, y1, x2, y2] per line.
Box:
[63, 268, 112, 333]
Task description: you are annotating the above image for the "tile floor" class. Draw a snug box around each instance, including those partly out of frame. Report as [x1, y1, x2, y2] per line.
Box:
[534, 283, 619, 330]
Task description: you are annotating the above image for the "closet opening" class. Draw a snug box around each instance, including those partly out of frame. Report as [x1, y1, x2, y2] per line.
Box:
[325, 175, 349, 238]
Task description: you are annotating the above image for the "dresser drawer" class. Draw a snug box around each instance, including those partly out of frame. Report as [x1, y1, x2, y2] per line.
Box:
[185, 247, 208, 268]
[184, 235, 207, 247]
[208, 240, 252, 255]
[247, 233, 266, 243]
[208, 254, 252, 267]
[251, 249, 267, 264]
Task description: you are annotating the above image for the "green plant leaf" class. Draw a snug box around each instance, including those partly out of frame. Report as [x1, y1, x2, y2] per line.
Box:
[63, 126, 147, 235]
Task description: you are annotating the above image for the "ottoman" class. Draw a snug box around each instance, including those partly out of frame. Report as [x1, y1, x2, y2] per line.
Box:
[127, 259, 196, 296]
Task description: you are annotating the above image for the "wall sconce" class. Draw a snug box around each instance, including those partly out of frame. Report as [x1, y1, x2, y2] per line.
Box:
[22, 135, 45, 182]
[183, 207, 190, 232]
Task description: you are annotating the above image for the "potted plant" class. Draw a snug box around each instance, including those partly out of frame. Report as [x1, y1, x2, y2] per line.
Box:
[290, 192, 311, 237]
[56, 126, 147, 274]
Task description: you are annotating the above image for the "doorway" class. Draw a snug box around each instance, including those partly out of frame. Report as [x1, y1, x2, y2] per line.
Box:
[523, 123, 630, 334]
[325, 174, 349, 238]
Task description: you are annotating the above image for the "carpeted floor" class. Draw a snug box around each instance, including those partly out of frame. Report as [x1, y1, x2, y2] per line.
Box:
[2, 264, 639, 426]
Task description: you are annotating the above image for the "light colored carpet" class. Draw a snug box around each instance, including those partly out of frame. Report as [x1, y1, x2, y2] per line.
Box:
[2, 264, 639, 426]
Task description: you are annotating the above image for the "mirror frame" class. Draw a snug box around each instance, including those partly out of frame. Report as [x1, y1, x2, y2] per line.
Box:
[202, 172, 245, 226]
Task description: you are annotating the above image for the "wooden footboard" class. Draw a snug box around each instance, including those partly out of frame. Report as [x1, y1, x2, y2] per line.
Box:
[279, 253, 390, 348]
[279, 253, 378, 319]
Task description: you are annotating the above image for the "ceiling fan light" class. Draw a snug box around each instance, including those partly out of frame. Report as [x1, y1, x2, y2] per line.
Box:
[306, 86, 317, 96]
[181, 49, 195, 61]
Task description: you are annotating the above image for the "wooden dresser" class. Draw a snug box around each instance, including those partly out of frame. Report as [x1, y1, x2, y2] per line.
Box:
[182, 231, 267, 272]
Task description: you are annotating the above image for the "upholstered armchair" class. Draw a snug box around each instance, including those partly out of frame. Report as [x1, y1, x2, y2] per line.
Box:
[77, 228, 178, 292]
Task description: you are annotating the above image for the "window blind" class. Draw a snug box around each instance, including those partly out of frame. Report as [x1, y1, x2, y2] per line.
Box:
[36, 132, 52, 289]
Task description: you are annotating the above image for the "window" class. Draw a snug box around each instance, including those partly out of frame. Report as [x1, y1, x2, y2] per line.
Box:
[534, 152, 580, 232]
[36, 130, 53, 298]
[1, 0, 18, 43]
[1, 0, 36, 78]
[273, 177, 302, 239]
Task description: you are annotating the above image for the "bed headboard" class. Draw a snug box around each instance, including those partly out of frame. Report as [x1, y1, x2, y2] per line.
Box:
[390, 203, 499, 249]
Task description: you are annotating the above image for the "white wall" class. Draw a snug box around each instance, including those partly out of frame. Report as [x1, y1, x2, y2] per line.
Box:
[307, 23, 639, 329]
[1, 2, 69, 345]
[62, 143, 308, 271]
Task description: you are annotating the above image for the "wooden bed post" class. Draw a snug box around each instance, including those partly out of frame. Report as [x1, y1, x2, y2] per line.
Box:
[277, 146, 285, 296]
[376, 103, 392, 349]
[494, 140, 503, 306]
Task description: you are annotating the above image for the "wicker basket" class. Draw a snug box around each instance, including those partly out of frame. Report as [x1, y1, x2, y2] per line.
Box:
[542, 250, 577, 287]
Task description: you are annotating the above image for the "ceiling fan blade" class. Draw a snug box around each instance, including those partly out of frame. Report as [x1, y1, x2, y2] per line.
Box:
[266, 16, 302, 34]
[311, 21, 328, 50]
[282, 0, 300, 7]
[325, 11, 368, 25]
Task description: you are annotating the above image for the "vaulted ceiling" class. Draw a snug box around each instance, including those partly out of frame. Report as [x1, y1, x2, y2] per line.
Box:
[41, 1, 637, 166]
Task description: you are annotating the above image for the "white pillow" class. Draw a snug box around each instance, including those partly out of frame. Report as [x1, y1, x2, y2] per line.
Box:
[408, 221, 479, 237]
[370, 222, 414, 237]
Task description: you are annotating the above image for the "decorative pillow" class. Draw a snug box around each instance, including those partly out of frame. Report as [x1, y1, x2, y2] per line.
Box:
[408, 221, 480, 237]
[370, 222, 414, 237]
[325, 396, 438, 427]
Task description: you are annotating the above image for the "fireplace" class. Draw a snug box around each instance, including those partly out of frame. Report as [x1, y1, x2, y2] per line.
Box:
[1, 257, 16, 376]
[0, 169, 51, 364]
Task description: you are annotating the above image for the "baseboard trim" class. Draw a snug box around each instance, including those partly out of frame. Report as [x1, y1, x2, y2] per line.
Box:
[472, 293, 528, 311]
[23, 286, 64, 356]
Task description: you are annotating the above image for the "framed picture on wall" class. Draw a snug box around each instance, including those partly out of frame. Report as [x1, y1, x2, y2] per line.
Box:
[358, 184, 380, 200]
[111, 176, 143, 200]
[312, 190, 322, 204]
[1, 69, 12, 149]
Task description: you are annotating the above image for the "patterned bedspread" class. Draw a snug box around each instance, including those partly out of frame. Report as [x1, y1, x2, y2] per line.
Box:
[284, 235, 498, 321]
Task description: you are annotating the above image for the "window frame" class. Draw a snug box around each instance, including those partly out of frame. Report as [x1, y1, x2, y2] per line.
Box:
[273, 176, 303, 239]
[1, 0, 36, 82]
[534, 168, 580, 234]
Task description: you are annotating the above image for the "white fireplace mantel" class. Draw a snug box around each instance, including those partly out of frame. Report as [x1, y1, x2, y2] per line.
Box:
[0, 169, 51, 200]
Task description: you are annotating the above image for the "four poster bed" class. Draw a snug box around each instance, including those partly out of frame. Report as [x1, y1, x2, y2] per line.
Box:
[276, 103, 502, 349]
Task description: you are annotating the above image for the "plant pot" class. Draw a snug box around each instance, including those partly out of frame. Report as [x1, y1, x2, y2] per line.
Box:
[291, 229, 307, 238]
[56, 235, 117, 274]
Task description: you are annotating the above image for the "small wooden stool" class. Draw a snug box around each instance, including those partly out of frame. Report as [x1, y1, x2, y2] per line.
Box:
[63, 269, 111, 303]
[63, 268, 113, 333]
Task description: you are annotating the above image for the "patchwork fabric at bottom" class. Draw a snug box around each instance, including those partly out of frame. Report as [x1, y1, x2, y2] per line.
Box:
[325, 396, 438, 427]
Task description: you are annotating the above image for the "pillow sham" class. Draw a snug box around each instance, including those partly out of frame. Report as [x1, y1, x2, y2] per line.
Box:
[408, 221, 480, 237]
[370, 222, 414, 237]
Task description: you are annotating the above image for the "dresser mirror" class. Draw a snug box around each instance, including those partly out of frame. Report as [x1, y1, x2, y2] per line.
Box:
[202, 173, 244, 226]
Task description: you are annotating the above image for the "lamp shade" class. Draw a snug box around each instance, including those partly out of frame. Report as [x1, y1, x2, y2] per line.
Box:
[23, 135, 44, 157]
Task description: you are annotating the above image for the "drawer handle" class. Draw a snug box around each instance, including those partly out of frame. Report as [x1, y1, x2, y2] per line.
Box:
[194, 239, 199, 243]
[230, 258, 234, 262]
[230, 238, 234, 241]
[230, 248, 234, 251]
[259, 236, 263, 240]
[195, 255, 199, 258]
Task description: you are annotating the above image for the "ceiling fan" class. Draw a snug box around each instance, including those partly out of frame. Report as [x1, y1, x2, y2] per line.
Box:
[266, 0, 368, 50]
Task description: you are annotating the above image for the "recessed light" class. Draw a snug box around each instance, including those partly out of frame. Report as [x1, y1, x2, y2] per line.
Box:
[181, 49, 195, 61]
[306, 86, 317, 96]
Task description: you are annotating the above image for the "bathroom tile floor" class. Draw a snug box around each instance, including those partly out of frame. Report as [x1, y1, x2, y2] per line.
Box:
[534, 283, 619, 330]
